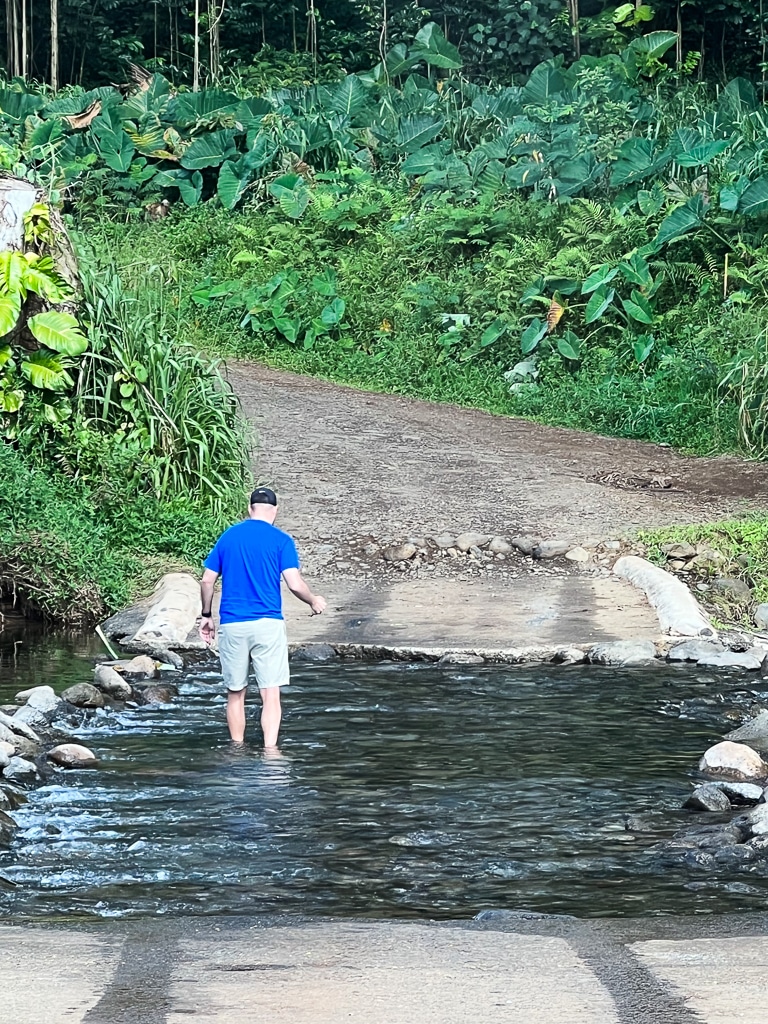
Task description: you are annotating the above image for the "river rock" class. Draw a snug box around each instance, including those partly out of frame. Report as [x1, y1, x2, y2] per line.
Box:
[699, 741, 768, 781]
[552, 646, 588, 665]
[533, 539, 571, 560]
[0, 809, 17, 847]
[383, 542, 417, 563]
[47, 744, 98, 769]
[0, 748, 9, 770]
[60, 683, 105, 709]
[93, 665, 133, 700]
[456, 532, 490, 553]
[12, 705, 49, 732]
[438, 653, 485, 665]
[565, 546, 591, 562]
[140, 684, 178, 705]
[14, 685, 59, 713]
[662, 541, 697, 560]
[667, 639, 725, 662]
[0, 709, 40, 743]
[432, 533, 456, 550]
[0, 723, 17, 748]
[3, 756, 39, 784]
[744, 803, 768, 836]
[120, 655, 159, 680]
[511, 535, 540, 556]
[11, 737, 41, 760]
[711, 781, 764, 805]
[291, 644, 338, 663]
[711, 577, 752, 602]
[684, 784, 733, 812]
[726, 711, 768, 752]
[0, 741, 13, 758]
[696, 648, 764, 670]
[488, 536, 512, 555]
[754, 604, 768, 631]
[588, 639, 657, 666]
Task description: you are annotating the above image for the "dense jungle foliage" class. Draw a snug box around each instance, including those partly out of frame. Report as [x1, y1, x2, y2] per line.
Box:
[3, 2, 768, 618]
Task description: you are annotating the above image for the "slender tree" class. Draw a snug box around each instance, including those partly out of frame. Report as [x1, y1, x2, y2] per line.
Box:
[50, 0, 58, 89]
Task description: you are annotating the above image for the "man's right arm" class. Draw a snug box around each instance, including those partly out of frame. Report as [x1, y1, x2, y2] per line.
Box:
[200, 567, 219, 644]
[282, 568, 326, 615]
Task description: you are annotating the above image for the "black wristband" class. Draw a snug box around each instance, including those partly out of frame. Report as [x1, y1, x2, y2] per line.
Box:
[201, 612, 213, 618]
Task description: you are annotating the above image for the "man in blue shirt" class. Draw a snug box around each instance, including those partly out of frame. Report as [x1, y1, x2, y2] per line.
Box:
[199, 487, 326, 747]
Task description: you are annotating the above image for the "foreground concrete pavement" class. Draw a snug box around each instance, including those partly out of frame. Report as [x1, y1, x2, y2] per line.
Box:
[5, 915, 768, 1024]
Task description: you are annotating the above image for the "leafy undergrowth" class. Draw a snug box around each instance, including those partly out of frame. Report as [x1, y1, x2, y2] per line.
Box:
[0, 444, 230, 622]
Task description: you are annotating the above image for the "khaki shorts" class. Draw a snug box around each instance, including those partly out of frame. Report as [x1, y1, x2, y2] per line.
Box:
[218, 618, 290, 692]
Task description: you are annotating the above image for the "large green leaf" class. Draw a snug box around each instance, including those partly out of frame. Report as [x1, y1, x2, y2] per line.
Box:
[118, 75, 172, 119]
[385, 44, 421, 79]
[217, 160, 250, 211]
[320, 297, 346, 327]
[522, 62, 566, 106]
[395, 114, 444, 152]
[717, 78, 757, 126]
[178, 170, 203, 207]
[0, 293, 21, 337]
[21, 350, 72, 391]
[610, 137, 672, 187]
[410, 23, 462, 70]
[622, 291, 655, 324]
[401, 145, 444, 175]
[0, 387, 24, 412]
[244, 132, 277, 172]
[674, 138, 729, 168]
[628, 31, 679, 59]
[737, 175, 768, 218]
[326, 76, 370, 116]
[0, 252, 27, 298]
[28, 312, 88, 356]
[0, 87, 43, 122]
[654, 194, 708, 247]
[269, 174, 311, 219]
[22, 255, 70, 303]
[581, 264, 619, 295]
[181, 129, 237, 170]
[521, 318, 548, 354]
[166, 88, 240, 128]
[557, 330, 581, 361]
[585, 286, 616, 324]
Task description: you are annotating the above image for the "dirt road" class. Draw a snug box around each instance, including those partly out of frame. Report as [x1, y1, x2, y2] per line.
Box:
[228, 364, 768, 648]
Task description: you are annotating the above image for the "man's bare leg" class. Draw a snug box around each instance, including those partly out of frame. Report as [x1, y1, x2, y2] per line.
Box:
[226, 689, 247, 743]
[260, 687, 282, 748]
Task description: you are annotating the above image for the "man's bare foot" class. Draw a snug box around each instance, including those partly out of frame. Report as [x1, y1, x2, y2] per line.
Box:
[262, 745, 287, 761]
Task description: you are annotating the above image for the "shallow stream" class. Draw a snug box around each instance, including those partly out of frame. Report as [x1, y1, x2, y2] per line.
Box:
[2, 623, 768, 921]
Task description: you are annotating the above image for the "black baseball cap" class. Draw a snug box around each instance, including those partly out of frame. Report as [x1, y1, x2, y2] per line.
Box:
[250, 487, 277, 506]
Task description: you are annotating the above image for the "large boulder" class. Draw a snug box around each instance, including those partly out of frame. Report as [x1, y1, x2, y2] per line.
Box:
[588, 639, 657, 666]
[47, 744, 98, 769]
[14, 685, 60, 713]
[667, 640, 725, 662]
[60, 683, 105, 709]
[131, 571, 202, 647]
[93, 665, 133, 700]
[697, 648, 764, 670]
[712, 577, 752, 603]
[3, 756, 39, 784]
[699, 741, 768, 781]
[726, 711, 768, 752]
[684, 784, 732, 812]
[613, 555, 715, 637]
[119, 655, 158, 680]
[12, 705, 49, 730]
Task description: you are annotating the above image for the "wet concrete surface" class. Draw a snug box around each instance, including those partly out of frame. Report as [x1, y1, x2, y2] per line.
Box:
[6, 914, 768, 1023]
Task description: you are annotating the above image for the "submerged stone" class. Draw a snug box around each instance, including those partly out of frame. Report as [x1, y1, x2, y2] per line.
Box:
[588, 639, 657, 666]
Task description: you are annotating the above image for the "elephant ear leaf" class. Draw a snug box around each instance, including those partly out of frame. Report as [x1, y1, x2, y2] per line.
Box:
[411, 22, 462, 69]
[0, 292, 22, 337]
[28, 311, 88, 356]
[21, 350, 73, 391]
[217, 161, 251, 210]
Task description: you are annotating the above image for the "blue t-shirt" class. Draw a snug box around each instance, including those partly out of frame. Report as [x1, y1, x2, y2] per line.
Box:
[204, 520, 300, 624]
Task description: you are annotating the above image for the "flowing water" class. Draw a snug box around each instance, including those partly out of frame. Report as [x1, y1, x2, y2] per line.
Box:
[3, 623, 768, 921]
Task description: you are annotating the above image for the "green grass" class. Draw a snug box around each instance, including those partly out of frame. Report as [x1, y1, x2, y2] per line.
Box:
[0, 438, 235, 623]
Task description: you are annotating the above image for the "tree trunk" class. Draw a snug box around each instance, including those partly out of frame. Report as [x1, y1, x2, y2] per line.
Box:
[50, 0, 58, 89]
[193, 0, 200, 91]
